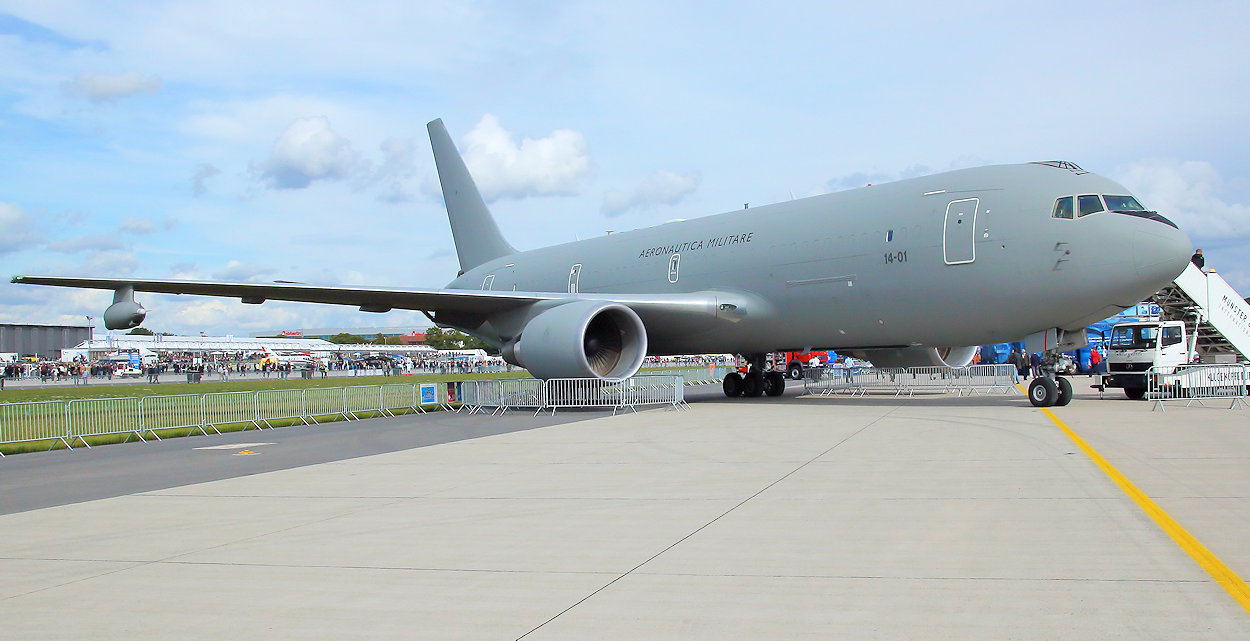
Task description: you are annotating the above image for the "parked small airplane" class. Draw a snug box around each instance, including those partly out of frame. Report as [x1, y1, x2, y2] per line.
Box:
[12, 120, 1192, 406]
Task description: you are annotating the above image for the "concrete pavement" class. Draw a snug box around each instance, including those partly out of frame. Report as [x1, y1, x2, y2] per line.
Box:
[1, 388, 1248, 639]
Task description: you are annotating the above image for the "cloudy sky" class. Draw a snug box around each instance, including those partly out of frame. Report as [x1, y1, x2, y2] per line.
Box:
[1, 1, 1248, 337]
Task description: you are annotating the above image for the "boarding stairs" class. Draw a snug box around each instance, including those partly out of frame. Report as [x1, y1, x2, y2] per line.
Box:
[1151, 263, 1250, 360]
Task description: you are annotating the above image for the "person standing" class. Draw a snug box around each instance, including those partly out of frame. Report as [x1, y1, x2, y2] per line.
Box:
[1191, 249, 1205, 270]
[1006, 348, 1022, 383]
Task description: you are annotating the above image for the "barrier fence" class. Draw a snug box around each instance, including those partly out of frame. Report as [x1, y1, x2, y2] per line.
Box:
[1, 376, 688, 454]
[457, 376, 685, 415]
[1146, 364, 1250, 411]
[0, 382, 441, 455]
[804, 364, 1018, 397]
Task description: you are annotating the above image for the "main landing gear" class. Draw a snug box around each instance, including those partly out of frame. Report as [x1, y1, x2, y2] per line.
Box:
[723, 353, 786, 398]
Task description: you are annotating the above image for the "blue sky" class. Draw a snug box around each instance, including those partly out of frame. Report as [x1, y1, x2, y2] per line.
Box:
[2, 1, 1248, 337]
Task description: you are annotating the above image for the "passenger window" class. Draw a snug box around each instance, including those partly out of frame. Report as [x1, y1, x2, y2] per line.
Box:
[1077, 195, 1105, 217]
[1161, 326, 1182, 347]
[1051, 196, 1074, 219]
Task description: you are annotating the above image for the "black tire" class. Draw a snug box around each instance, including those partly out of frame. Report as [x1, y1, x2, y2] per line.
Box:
[743, 372, 764, 397]
[764, 371, 786, 396]
[722, 372, 744, 397]
[787, 361, 804, 380]
[1054, 377, 1073, 406]
[1028, 377, 1058, 407]
[1124, 387, 1146, 400]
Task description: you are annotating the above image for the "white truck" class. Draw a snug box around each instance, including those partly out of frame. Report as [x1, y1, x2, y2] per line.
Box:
[1102, 319, 1245, 399]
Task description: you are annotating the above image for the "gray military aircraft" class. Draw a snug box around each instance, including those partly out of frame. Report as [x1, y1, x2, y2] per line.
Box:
[12, 119, 1192, 407]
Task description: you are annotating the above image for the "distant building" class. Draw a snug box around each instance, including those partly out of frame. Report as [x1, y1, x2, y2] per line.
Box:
[0, 323, 92, 360]
[250, 327, 429, 343]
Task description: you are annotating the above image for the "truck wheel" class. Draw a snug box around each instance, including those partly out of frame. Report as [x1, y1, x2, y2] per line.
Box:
[1028, 377, 1058, 407]
[1124, 387, 1146, 400]
[1054, 377, 1073, 406]
[787, 361, 804, 380]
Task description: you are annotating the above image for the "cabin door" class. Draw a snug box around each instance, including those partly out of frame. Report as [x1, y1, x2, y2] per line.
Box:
[943, 198, 978, 265]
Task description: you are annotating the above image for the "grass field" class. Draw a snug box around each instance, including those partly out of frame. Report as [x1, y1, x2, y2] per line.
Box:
[0, 371, 537, 456]
[0, 367, 711, 457]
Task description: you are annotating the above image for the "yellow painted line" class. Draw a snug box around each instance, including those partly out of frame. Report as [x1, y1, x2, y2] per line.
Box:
[1022, 385, 1250, 613]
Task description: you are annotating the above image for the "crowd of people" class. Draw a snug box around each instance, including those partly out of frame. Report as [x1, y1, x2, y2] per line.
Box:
[0, 351, 515, 389]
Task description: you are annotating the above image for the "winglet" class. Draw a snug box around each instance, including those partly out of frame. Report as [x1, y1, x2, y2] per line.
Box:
[427, 119, 516, 273]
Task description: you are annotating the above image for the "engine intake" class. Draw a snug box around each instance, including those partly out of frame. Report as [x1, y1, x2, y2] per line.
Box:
[503, 301, 647, 380]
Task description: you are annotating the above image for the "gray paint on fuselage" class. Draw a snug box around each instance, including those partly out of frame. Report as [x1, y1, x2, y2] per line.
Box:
[448, 163, 1191, 355]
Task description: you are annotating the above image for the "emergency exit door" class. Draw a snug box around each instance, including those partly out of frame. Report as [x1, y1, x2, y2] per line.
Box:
[943, 198, 978, 265]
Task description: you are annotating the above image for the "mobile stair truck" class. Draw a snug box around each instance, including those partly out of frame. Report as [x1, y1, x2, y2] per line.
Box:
[1103, 263, 1250, 400]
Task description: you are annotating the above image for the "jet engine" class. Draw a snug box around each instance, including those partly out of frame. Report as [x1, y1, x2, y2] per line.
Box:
[848, 346, 978, 369]
[103, 287, 147, 330]
[502, 300, 647, 380]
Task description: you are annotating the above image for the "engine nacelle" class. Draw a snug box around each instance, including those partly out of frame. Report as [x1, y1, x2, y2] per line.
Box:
[848, 346, 978, 369]
[503, 301, 647, 380]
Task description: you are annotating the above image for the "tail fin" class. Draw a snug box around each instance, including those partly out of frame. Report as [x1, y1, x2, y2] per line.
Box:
[427, 118, 516, 273]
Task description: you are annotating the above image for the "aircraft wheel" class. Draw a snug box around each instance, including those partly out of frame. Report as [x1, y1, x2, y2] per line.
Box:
[1028, 377, 1058, 407]
[1124, 387, 1146, 400]
[722, 372, 744, 397]
[742, 372, 764, 397]
[787, 361, 804, 380]
[1054, 377, 1073, 406]
[764, 371, 786, 396]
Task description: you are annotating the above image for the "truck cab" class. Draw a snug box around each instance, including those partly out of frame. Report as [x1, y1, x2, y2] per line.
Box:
[1103, 320, 1193, 399]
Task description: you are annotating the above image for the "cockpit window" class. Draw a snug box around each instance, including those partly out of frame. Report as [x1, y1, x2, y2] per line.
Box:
[1103, 195, 1146, 212]
[1077, 194, 1105, 217]
[1051, 196, 1074, 219]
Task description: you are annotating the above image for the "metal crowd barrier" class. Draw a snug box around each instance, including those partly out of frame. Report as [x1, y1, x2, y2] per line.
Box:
[1146, 364, 1250, 411]
[804, 365, 1015, 397]
[461, 375, 685, 416]
[0, 383, 438, 455]
[0, 400, 72, 451]
[1, 377, 686, 455]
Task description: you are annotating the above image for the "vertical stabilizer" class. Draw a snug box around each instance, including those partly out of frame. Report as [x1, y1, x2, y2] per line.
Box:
[427, 119, 516, 273]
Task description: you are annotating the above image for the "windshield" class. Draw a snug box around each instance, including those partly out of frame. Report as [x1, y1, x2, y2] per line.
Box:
[1103, 195, 1146, 212]
[1109, 325, 1158, 350]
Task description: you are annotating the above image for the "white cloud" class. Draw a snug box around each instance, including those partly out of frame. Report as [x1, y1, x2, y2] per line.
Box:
[258, 116, 358, 190]
[370, 137, 418, 203]
[46, 233, 127, 253]
[601, 170, 700, 217]
[213, 260, 274, 282]
[190, 163, 221, 196]
[1112, 159, 1250, 242]
[461, 114, 590, 202]
[119, 217, 156, 234]
[0, 202, 40, 254]
[64, 72, 162, 103]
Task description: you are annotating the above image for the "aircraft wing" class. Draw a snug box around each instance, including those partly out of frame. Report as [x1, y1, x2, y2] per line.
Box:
[8, 275, 721, 317]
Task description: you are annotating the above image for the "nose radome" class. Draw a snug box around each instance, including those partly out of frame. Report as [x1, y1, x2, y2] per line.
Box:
[1133, 223, 1193, 284]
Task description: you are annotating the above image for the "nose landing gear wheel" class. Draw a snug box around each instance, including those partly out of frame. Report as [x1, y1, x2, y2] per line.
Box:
[1054, 377, 1073, 406]
[1028, 377, 1058, 407]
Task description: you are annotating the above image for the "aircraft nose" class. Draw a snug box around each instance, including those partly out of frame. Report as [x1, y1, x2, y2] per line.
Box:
[1133, 220, 1193, 282]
